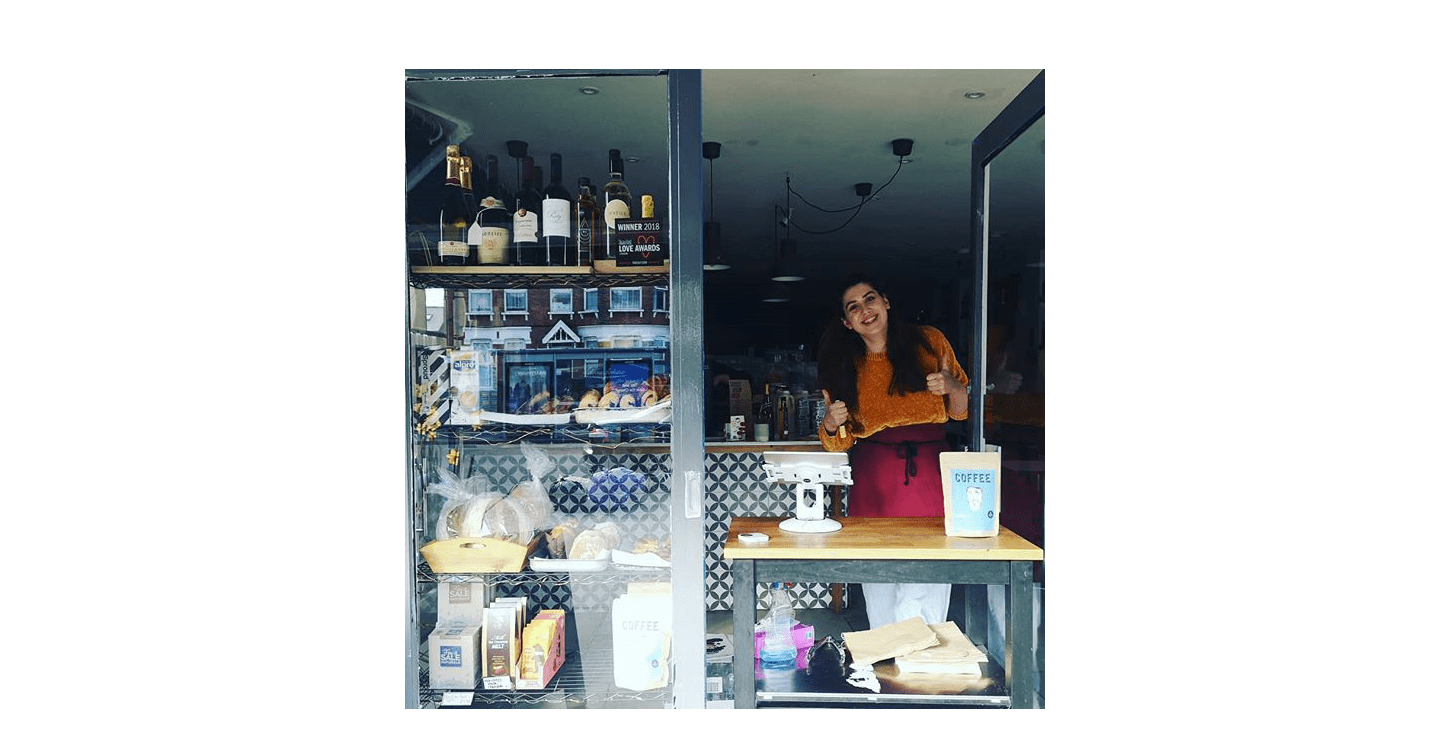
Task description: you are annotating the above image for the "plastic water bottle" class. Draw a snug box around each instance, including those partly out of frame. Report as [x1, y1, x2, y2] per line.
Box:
[759, 584, 797, 671]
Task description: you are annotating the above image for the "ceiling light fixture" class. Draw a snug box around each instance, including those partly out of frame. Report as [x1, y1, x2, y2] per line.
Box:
[964, 92, 985, 99]
[761, 281, 791, 303]
[702, 141, 729, 271]
[580, 86, 601, 95]
[769, 238, 805, 282]
[769, 178, 806, 283]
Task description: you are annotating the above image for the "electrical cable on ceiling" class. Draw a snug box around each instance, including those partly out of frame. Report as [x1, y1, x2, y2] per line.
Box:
[777, 156, 908, 235]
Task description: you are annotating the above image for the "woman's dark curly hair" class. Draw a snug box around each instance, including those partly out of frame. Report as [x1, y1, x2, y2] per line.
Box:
[815, 272, 931, 416]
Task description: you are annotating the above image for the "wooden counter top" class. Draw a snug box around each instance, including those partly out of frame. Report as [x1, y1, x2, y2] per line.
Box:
[722, 517, 1043, 562]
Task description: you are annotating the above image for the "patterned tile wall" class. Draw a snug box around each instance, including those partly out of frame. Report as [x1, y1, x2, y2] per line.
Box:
[418, 445, 843, 614]
[704, 452, 843, 612]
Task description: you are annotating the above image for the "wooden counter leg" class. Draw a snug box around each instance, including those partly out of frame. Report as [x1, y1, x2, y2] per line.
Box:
[731, 558, 757, 708]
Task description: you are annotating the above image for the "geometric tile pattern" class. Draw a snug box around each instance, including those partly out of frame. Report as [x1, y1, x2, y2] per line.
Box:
[415, 445, 842, 615]
[703, 452, 843, 612]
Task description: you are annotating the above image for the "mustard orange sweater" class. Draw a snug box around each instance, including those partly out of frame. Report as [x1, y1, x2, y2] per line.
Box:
[818, 325, 969, 452]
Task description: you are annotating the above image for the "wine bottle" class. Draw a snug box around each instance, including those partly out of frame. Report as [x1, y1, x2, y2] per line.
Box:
[541, 153, 571, 266]
[757, 385, 775, 442]
[470, 154, 511, 265]
[439, 144, 471, 265]
[574, 177, 597, 267]
[601, 148, 632, 260]
[512, 156, 543, 266]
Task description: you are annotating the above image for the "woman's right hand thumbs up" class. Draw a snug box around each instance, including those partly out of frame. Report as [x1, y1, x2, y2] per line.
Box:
[821, 389, 850, 436]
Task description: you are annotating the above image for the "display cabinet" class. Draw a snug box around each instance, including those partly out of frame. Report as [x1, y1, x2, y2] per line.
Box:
[403, 70, 704, 709]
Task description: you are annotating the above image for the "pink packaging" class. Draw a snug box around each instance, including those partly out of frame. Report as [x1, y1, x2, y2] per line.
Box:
[759, 621, 817, 655]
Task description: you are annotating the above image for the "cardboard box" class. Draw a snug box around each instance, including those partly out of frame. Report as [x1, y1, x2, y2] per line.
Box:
[447, 348, 483, 426]
[515, 609, 566, 690]
[428, 624, 481, 690]
[415, 346, 451, 428]
[437, 582, 489, 628]
[727, 380, 753, 427]
[753, 622, 815, 666]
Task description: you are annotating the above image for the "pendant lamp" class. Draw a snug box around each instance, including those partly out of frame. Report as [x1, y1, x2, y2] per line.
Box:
[770, 176, 805, 282]
[703, 141, 730, 271]
[769, 238, 805, 282]
[761, 281, 791, 303]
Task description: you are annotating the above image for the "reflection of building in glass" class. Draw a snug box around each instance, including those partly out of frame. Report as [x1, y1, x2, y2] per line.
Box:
[461, 283, 670, 414]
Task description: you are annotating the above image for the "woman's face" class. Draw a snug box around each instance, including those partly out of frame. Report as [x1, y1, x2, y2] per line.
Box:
[840, 282, 890, 339]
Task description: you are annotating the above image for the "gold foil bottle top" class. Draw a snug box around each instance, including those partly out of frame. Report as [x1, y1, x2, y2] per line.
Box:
[444, 145, 461, 186]
[460, 156, 473, 192]
[641, 194, 654, 218]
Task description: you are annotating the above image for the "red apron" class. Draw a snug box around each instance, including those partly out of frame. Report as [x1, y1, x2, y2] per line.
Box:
[845, 423, 948, 518]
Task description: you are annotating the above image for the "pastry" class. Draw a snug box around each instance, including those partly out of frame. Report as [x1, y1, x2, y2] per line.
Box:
[593, 521, 622, 551]
[568, 529, 607, 560]
[545, 518, 580, 559]
[578, 389, 601, 409]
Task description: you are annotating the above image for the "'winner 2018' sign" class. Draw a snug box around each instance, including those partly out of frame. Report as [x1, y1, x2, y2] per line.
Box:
[612, 218, 667, 266]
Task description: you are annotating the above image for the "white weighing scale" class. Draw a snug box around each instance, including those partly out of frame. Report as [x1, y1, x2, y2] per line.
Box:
[761, 451, 852, 533]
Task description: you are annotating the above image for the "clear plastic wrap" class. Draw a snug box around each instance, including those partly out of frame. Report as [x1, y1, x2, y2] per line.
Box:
[429, 468, 506, 542]
[507, 444, 557, 525]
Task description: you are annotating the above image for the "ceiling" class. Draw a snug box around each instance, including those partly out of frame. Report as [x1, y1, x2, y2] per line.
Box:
[404, 69, 1044, 353]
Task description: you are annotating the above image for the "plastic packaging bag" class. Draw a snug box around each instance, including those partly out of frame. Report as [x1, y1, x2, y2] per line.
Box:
[429, 468, 506, 542]
[506, 443, 557, 525]
[587, 466, 646, 512]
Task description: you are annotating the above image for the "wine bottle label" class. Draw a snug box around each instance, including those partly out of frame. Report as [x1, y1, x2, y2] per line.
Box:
[577, 214, 593, 246]
[477, 228, 509, 263]
[439, 241, 468, 261]
[604, 199, 629, 229]
[513, 210, 538, 242]
[542, 198, 570, 238]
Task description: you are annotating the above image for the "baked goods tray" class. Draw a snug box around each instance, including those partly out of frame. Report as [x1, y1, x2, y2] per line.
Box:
[528, 549, 612, 572]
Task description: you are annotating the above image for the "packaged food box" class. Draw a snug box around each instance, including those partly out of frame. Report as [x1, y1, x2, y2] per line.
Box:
[437, 581, 489, 628]
[415, 346, 451, 428]
[447, 348, 483, 426]
[428, 624, 481, 690]
[482, 604, 517, 689]
[515, 609, 566, 690]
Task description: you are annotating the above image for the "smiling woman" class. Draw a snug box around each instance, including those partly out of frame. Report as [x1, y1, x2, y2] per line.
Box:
[813, 271, 971, 629]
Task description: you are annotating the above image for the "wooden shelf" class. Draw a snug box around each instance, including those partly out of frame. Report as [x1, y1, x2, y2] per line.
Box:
[409, 263, 670, 289]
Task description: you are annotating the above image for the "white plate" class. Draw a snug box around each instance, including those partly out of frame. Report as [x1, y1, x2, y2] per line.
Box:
[529, 549, 612, 572]
[611, 551, 670, 568]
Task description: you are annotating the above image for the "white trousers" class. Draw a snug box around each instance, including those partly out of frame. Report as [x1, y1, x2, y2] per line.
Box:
[861, 583, 950, 629]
